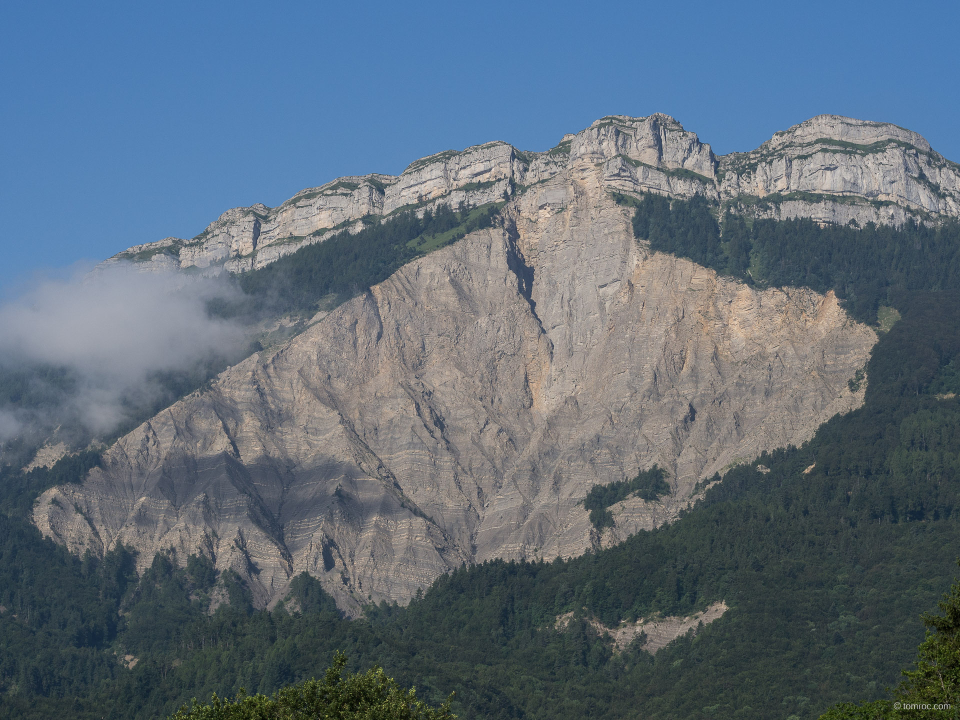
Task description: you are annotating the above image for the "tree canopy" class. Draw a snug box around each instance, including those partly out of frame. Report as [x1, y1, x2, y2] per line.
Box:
[820, 566, 960, 718]
[170, 652, 454, 720]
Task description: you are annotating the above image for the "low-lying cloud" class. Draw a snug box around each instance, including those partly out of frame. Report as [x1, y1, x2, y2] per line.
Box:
[0, 263, 248, 446]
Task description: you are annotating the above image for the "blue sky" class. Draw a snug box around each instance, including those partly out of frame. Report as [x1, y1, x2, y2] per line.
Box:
[3, 0, 958, 294]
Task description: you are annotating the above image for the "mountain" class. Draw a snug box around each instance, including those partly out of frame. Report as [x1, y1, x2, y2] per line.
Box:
[105, 114, 960, 278]
[7, 113, 960, 720]
[33, 113, 947, 612]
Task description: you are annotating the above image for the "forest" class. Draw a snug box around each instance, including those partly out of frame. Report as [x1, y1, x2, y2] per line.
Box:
[2, 197, 960, 718]
[620, 191, 960, 326]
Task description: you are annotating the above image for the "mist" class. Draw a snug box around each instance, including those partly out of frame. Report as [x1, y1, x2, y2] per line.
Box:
[0, 263, 249, 447]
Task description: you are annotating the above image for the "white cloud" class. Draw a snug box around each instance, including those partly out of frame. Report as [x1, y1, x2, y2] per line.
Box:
[0, 263, 247, 440]
[0, 409, 20, 441]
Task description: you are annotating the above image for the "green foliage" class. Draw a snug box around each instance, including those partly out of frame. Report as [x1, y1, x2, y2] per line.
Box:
[404, 151, 460, 174]
[877, 306, 901, 334]
[583, 466, 671, 529]
[365, 177, 388, 193]
[628, 193, 725, 270]
[894, 569, 960, 715]
[170, 653, 454, 720]
[408, 203, 501, 254]
[453, 179, 498, 193]
[848, 368, 866, 393]
[323, 181, 361, 194]
[622, 192, 960, 325]
[818, 700, 895, 719]
[286, 573, 341, 616]
[927, 357, 960, 396]
[0, 513, 138, 706]
[0, 453, 136, 715]
[0, 450, 102, 517]
[819, 567, 960, 718]
[237, 203, 501, 317]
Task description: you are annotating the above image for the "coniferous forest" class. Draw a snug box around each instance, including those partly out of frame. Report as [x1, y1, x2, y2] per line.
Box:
[3, 196, 960, 718]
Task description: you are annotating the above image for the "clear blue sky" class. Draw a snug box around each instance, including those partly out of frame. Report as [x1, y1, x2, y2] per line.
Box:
[3, 0, 958, 293]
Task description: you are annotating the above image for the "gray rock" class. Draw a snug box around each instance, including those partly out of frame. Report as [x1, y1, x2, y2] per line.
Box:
[37, 157, 876, 611]
[107, 113, 960, 279]
[719, 115, 960, 224]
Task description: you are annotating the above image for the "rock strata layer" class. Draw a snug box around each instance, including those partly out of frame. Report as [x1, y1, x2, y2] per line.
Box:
[106, 114, 960, 278]
[37, 156, 876, 611]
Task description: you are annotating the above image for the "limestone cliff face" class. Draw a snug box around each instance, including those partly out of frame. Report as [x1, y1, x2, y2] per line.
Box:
[37, 152, 876, 612]
[718, 115, 960, 225]
[106, 113, 960, 279]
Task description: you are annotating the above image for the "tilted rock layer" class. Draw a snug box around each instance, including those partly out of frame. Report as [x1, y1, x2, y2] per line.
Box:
[37, 145, 877, 611]
[106, 114, 960, 278]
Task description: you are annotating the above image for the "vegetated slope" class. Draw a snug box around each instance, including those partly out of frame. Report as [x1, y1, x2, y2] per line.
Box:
[582, 466, 671, 529]
[234, 202, 502, 317]
[33, 171, 873, 611]
[818, 570, 960, 718]
[623, 191, 960, 326]
[169, 652, 454, 720]
[2, 291, 959, 720]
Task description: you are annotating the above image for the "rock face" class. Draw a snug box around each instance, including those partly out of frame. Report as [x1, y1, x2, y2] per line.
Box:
[718, 115, 960, 226]
[556, 600, 729, 654]
[105, 113, 960, 278]
[36, 148, 877, 612]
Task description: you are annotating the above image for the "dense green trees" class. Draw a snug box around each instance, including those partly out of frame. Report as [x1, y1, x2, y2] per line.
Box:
[0, 453, 137, 719]
[0, 449, 101, 517]
[236, 203, 502, 317]
[623, 191, 960, 325]
[898, 577, 960, 713]
[170, 653, 453, 720]
[820, 567, 960, 718]
[582, 466, 670, 529]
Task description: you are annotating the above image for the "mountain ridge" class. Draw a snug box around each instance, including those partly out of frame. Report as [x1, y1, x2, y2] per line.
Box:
[107, 113, 960, 278]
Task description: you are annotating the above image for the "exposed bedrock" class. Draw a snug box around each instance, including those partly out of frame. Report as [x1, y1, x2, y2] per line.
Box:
[37, 160, 876, 611]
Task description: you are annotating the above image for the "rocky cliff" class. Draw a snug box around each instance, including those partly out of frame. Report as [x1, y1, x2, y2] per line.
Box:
[105, 113, 960, 278]
[719, 115, 960, 226]
[37, 142, 877, 612]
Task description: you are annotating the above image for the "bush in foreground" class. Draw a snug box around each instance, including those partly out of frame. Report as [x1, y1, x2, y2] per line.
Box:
[170, 652, 454, 720]
[820, 567, 960, 719]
